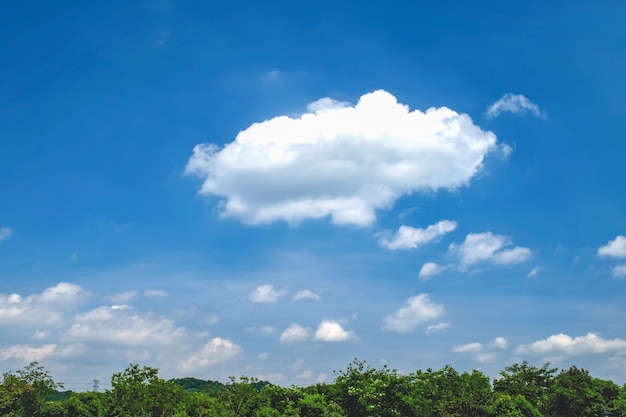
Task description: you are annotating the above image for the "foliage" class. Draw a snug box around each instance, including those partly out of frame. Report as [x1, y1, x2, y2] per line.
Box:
[106, 364, 183, 417]
[0, 361, 64, 417]
[1, 360, 625, 417]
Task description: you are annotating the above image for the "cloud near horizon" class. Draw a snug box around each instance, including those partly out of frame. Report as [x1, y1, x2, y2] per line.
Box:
[187, 90, 500, 227]
[515, 333, 626, 356]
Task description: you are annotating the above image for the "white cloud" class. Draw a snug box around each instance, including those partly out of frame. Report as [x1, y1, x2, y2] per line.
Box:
[612, 264, 626, 277]
[0, 227, 13, 241]
[489, 337, 508, 349]
[528, 267, 542, 278]
[67, 305, 188, 347]
[452, 342, 483, 353]
[186, 90, 498, 227]
[249, 284, 286, 303]
[382, 294, 445, 332]
[492, 246, 533, 265]
[280, 324, 312, 344]
[314, 320, 355, 342]
[178, 337, 242, 371]
[486, 93, 546, 119]
[292, 290, 320, 301]
[425, 322, 451, 334]
[598, 235, 626, 258]
[418, 262, 446, 280]
[378, 220, 457, 250]
[515, 333, 626, 355]
[449, 232, 531, 268]
[0, 344, 57, 362]
[0, 283, 87, 327]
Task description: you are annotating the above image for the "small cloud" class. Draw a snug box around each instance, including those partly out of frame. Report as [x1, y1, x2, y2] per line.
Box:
[258, 352, 269, 360]
[425, 322, 451, 334]
[486, 93, 547, 119]
[612, 264, 626, 277]
[0, 227, 13, 241]
[292, 290, 320, 301]
[418, 262, 446, 280]
[178, 337, 242, 371]
[528, 267, 542, 278]
[515, 333, 626, 355]
[314, 320, 356, 342]
[143, 289, 168, 298]
[249, 284, 286, 303]
[382, 294, 445, 332]
[1, 344, 58, 362]
[492, 246, 533, 265]
[598, 235, 626, 258]
[65, 252, 78, 264]
[378, 220, 457, 250]
[452, 342, 483, 353]
[449, 232, 532, 269]
[280, 324, 312, 344]
[488, 337, 508, 349]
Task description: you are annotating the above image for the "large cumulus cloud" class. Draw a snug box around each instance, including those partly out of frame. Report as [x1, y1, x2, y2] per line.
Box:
[186, 90, 500, 226]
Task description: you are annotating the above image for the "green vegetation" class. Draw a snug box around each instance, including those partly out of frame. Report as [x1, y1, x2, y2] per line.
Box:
[1, 359, 625, 417]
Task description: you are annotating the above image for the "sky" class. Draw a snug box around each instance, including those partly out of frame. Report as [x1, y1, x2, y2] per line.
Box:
[1, 0, 626, 391]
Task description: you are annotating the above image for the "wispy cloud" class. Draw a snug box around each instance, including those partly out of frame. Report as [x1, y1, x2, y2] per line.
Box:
[292, 290, 320, 301]
[378, 220, 457, 250]
[187, 90, 498, 227]
[0, 227, 13, 241]
[486, 93, 547, 119]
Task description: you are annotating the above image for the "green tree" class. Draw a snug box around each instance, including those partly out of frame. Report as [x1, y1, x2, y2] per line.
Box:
[219, 376, 263, 417]
[0, 361, 63, 417]
[65, 391, 106, 417]
[494, 361, 556, 412]
[107, 364, 183, 417]
[544, 366, 603, 417]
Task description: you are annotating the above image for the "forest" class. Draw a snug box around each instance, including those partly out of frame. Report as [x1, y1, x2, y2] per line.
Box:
[1, 359, 625, 417]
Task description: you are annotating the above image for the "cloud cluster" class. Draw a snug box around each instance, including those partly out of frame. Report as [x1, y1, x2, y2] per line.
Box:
[420, 232, 532, 278]
[452, 337, 508, 363]
[382, 294, 445, 332]
[187, 90, 499, 227]
[598, 235, 626, 277]
[250, 285, 320, 303]
[279, 320, 356, 344]
[0, 283, 241, 373]
[486, 94, 546, 119]
[515, 333, 626, 355]
[378, 220, 457, 250]
[0, 283, 87, 327]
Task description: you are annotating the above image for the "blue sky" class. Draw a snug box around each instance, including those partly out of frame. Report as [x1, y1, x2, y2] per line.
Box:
[1, 0, 626, 390]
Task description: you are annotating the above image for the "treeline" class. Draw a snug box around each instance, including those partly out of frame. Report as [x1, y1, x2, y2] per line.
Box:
[1, 360, 625, 417]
